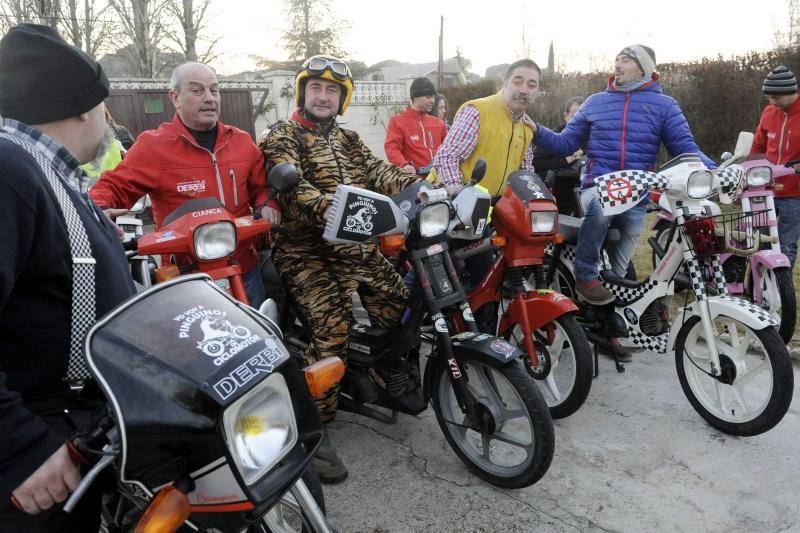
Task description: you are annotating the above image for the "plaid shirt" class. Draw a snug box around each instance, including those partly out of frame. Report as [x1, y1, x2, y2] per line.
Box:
[433, 105, 535, 186]
[1, 118, 88, 194]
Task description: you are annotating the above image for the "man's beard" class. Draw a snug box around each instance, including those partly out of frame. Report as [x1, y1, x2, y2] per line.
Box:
[84, 125, 116, 170]
[302, 106, 336, 125]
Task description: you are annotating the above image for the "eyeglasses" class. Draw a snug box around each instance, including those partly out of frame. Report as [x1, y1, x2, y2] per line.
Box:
[305, 57, 351, 81]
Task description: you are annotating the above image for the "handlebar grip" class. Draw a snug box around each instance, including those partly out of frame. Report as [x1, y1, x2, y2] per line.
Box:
[122, 237, 138, 252]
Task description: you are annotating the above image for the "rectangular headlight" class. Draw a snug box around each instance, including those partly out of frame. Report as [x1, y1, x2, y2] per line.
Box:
[687, 170, 713, 199]
[746, 166, 772, 187]
[195, 221, 236, 260]
[419, 202, 450, 237]
[531, 211, 557, 233]
[222, 373, 298, 486]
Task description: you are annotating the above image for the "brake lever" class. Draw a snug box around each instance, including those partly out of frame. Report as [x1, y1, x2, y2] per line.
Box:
[62, 446, 116, 513]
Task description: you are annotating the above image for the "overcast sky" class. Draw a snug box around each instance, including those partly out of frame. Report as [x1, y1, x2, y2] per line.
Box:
[209, 0, 791, 76]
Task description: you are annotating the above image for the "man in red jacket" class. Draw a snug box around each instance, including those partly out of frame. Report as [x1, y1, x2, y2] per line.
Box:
[751, 65, 800, 269]
[90, 62, 280, 305]
[384, 77, 447, 173]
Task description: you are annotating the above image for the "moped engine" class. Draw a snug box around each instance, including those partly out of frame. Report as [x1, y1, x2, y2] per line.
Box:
[639, 298, 670, 336]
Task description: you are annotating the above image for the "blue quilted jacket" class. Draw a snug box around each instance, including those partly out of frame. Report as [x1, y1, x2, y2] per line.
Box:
[534, 74, 716, 188]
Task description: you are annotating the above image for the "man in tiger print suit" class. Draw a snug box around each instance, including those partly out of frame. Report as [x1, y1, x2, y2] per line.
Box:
[260, 55, 418, 484]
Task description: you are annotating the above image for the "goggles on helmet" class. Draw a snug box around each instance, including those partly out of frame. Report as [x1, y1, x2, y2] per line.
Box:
[304, 57, 351, 81]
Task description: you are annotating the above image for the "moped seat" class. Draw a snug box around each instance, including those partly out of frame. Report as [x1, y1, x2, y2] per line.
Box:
[599, 269, 641, 289]
[557, 215, 621, 245]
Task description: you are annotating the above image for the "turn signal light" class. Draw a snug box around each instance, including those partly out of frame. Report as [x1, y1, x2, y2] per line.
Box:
[134, 486, 191, 533]
[304, 357, 345, 397]
[380, 234, 406, 255]
[491, 234, 507, 247]
[554, 234, 565, 244]
[155, 264, 180, 283]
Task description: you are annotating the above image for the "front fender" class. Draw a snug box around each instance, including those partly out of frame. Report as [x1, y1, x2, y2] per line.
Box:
[497, 291, 578, 335]
[749, 249, 791, 271]
[666, 295, 778, 351]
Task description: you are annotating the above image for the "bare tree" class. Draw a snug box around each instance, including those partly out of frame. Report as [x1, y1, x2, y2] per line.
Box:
[282, 0, 348, 61]
[774, 0, 800, 49]
[165, 0, 220, 63]
[0, 0, 62, 32]
[61, 0, 118, 58]
[108, 0, 169, 77]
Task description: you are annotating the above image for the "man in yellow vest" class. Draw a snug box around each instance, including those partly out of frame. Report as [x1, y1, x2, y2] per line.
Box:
[433, 59, 538, 285]
[433, 59, 538, 197]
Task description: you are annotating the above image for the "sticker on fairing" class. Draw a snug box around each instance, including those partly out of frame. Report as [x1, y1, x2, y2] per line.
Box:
[434, 318, 449, 333]
[448, 358, 462, 378]
[490, 339, 516, 358]
[462, 308, 475, 322]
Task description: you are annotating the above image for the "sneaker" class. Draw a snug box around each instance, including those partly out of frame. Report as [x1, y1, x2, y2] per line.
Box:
[575, 279, 615, 305]
[312, 432, 348, 484]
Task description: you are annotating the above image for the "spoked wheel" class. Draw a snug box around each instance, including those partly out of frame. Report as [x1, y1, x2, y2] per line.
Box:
[675, 314, 794, 436]
[750, 266, 796, 344]
[255, 466, 325, 533]
[430, 357, 554, 488]
[507, 315, 593, 419]
[549, 261, 576, 300]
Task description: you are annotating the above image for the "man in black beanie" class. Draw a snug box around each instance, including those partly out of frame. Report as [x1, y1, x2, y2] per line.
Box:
[751, 65, 800, 269]
[0, 23, 135, 532]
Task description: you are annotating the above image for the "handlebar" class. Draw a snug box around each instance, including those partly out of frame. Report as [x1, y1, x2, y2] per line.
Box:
[122, 236, 139, 252]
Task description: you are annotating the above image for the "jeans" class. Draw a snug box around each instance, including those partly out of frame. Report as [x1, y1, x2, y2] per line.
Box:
[574, 188, 647, 281]
[775, 196, 800, 269]
[242, 264, 266, 308]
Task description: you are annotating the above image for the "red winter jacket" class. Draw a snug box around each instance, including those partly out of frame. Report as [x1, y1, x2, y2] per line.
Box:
[751, 97, 800, 197]
[89, 114, 275, 273]
[384, 107, 447, 169]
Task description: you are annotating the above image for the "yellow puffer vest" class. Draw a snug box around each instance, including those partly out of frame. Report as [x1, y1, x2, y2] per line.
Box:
[458, 91, 533, 195]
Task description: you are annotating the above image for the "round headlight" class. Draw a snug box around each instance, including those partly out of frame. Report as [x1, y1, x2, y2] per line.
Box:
[418, 202, 450, 237]
[746, 166, 772, 187]
[531, 211, 557, 233]
[222, 372, 298, 486]
[194, 221, 236, 260]
[687, 170, 713, 199]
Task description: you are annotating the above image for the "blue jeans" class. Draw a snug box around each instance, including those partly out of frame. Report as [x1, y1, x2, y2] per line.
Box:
[242, 264, 266, 308]
[574, 189, 647, 281]
[775, 196, 800, 269]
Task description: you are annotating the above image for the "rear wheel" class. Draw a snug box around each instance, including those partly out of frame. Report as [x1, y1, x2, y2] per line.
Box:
[750, 266, 796, 344]
[507, 315, 593, 419]
[430, 357, 554, 488]
[675, 314, 793, 436]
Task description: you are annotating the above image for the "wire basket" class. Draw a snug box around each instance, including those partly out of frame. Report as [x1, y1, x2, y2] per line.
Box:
[679, 210, 773, 259]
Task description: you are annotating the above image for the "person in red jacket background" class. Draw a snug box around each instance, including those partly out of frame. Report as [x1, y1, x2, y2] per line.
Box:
[384, 77, 447, 173]
[89, 62, 280, 305]
[751, 65, 800, 269]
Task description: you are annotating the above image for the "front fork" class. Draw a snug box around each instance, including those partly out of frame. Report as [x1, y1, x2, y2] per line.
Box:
[684, 252, 723, 377]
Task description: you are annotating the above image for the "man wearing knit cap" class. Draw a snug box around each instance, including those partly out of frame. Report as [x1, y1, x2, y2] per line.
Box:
[384, 76, 447, 174]
[0, 24, 135, 531]
[751, 65, 800, 269]
[529, 45, 713, 321]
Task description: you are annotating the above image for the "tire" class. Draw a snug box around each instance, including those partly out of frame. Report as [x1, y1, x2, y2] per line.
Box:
[507, 314, 593, 419]
[550, 261, 576, 301]
[750, 266, 796, 345]
[430, 357, 554, 488]
[651, 226, 671, 270]
[257, 465, 326, 533]
[675, 314, 794, 436]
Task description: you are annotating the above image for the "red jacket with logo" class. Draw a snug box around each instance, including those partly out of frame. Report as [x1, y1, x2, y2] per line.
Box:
[384, 107, 447, 169]
[751, 97, 800, 197]
[89, 114, 274, 272]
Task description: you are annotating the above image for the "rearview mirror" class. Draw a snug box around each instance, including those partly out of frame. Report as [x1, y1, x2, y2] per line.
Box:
[129, 195, 149, 214]
[720, 152, 732, 162]
[267, 163, 299, 193]
[470, 159, 486, 185]
[733, 132, 754, 159]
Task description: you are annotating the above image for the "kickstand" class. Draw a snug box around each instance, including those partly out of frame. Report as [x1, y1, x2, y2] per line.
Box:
[592, 343, 599, 378]
[339, 396, 399, 425]
[586, 332, 626, 374]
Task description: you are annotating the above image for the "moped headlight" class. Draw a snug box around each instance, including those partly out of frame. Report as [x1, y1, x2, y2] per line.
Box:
[418, 202, 450, 237]
[687, 170, 713, 199]
[531, 211, 557, 233]
[222, 372, 298, 486]
[194, 221, 236, 260]
[746, 166, 772, 187]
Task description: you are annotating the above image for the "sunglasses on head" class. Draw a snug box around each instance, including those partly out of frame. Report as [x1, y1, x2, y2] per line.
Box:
[306, 58, 351, 81]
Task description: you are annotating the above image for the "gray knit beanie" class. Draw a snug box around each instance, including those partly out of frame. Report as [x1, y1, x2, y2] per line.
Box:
[619, 45, 656, 78]
[763, 66, 798, 96]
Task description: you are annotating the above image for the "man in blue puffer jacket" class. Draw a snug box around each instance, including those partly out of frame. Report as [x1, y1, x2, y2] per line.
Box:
[530, 45, 715, 305]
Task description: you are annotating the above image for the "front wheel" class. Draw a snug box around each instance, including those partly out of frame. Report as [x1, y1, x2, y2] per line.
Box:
[750, 266, 796, 344]
[430, 357, 554, 488]
[256, 466, 326, 533]
[675, 314, 794, 436]
[507, 314, 593, 419]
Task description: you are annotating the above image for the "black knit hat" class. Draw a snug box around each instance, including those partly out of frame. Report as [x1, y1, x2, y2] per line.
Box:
[0, 23, 109, 124]
[763, 66, 798, 96]
[410, 77, 436, 99]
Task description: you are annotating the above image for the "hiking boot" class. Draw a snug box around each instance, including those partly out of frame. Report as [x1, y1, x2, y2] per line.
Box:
[611, 338, 634, 362]
[312, 432, 348, 484]
[575, 279, 615, 305]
